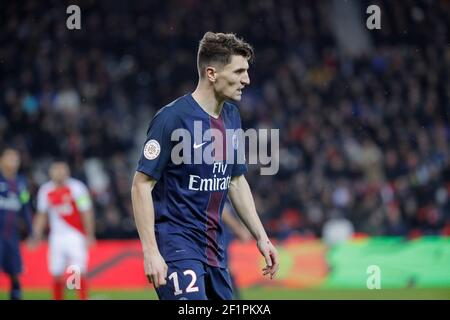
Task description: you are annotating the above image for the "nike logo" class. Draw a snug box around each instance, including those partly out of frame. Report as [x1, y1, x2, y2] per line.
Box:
[193, 141, 207, 149]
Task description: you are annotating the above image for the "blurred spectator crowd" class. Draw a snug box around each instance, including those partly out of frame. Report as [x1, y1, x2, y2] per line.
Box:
[1, 0, 449, 239]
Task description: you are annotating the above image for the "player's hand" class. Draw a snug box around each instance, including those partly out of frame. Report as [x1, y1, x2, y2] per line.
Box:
[26, 236, 40, 250]
[143, 251, 168, 288]
[257, 238, 279, 279]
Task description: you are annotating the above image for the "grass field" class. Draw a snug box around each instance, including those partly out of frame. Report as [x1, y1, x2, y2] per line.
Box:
[1, 288, 449, 300]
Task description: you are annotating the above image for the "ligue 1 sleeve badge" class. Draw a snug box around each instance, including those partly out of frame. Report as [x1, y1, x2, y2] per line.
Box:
[143, 139, 161, 160]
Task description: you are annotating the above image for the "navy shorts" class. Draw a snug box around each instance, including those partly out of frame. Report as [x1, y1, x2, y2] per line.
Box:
[156, 259, 233, 300]
[0, 239, 23, 275]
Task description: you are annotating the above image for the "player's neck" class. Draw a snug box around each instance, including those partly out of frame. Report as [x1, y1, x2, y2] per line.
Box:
[54, 181, 66, 187]
[191, 85, 224, 119]
[0, 168, 16, 180]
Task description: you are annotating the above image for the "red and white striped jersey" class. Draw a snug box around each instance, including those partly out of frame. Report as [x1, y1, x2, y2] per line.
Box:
[37, 178, 92, 238]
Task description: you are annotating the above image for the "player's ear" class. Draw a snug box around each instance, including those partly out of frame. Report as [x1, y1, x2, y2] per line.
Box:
[205, 66, 217, 83]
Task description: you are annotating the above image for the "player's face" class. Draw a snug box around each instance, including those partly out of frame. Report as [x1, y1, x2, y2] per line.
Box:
[49, 163, 70, 185]
[0, 149, 21, 175]
[214, 55, 250, 102]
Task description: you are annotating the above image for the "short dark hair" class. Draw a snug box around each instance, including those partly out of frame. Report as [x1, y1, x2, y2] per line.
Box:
[51, 155, 70, 164]
[0, 144, 17, 157]
[197, 32, 254, 78]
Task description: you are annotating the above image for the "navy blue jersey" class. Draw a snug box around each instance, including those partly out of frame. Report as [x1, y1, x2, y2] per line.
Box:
[0, 172, 32, 241]
[137, 93, 247, 268]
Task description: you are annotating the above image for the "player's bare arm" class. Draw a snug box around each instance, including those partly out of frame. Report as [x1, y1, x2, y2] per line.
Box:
[131, 171, 168, 288]
[80, 209, 96, 247]
[222, 207, 252, 242]
[228, 174, 280, 279]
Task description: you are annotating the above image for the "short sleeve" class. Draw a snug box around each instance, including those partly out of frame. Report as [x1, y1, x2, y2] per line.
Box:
[136, 108, 176, 180]
[231, 108, 248, 177]
[73, 181, 93, 212]
[18, 178, 31, 206]
[18, 178, 33, 234]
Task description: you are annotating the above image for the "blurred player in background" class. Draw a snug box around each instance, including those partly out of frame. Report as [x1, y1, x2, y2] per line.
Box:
[132, 32, 279, 300]
[0, 147, 33, 300]
[222, 202, 252, 299]
[29, 161, 95, 300]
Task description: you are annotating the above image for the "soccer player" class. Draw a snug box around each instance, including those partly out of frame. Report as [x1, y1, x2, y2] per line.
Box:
[0, 147, 33, 300]
[29, 161, 95, 300]
[131, 32, 279, 300]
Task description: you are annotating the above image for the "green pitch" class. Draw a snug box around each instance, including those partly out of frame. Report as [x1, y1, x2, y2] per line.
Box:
[1, 288, 449, 300]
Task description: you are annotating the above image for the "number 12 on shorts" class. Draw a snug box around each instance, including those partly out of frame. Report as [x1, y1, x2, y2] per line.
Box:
[168, 269, 199, 296]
